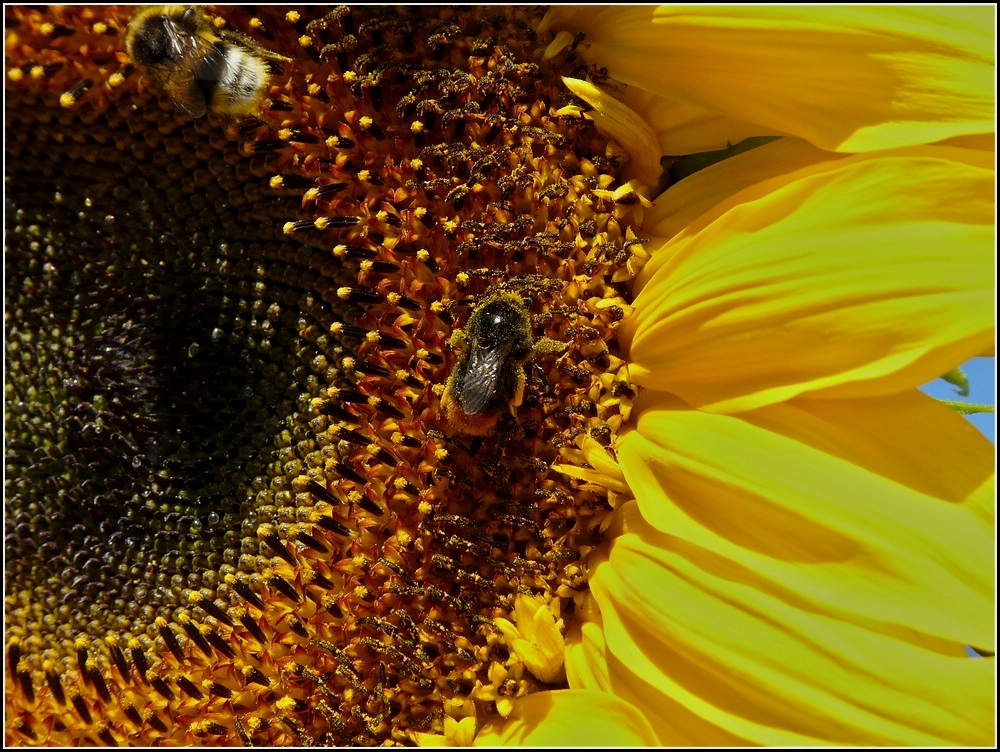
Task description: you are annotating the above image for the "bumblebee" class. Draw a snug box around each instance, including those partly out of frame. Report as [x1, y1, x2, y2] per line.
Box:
[442, 292, 564, 436]
[124, 5, 290, 118]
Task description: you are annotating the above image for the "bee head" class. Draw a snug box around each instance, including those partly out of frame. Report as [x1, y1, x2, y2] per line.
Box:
[471, 294, 533, 360]
[126, 6, 202, 66]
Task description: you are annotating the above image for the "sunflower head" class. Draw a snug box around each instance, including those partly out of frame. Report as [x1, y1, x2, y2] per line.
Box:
[5, 5, 646, 745]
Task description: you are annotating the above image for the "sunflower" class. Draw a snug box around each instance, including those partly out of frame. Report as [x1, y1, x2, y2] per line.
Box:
[4, 4, 995, 748]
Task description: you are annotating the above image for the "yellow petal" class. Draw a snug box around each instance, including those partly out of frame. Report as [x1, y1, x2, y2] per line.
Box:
[736, 389, 996, 505]
[561, 77, 663, 188]
[621, 152, 995, 412]
[545, 6, 994, 152]
[646, 137, 846, 242]
[611, 83, 788, 156]
[647, 142, 991, 247]
[474, 689, 659, 746]
[564, 596, 614, 693]
[617, 400, 993, 650]
[565, 593, 752, 745]
[937, 132, 996, 153]
[966, 473, 996, 527]
[588, 500, 995, 745]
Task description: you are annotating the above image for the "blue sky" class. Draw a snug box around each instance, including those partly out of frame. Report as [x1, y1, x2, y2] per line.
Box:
[919, 357, 996, 443]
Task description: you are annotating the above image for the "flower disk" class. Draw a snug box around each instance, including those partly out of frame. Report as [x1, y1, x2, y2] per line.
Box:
[5, 5, 646, 745]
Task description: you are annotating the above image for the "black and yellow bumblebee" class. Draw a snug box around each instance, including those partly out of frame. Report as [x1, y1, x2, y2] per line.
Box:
[442, 292, 564, 436]
[124, 5, 290, 118]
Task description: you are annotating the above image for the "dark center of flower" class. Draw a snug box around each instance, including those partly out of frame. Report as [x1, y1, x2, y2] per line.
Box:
[5, 6, 645, 745]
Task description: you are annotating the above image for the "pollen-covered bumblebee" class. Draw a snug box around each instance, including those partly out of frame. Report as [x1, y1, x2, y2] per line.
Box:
[442, 292, 564, 436]
[124, 5, 290, 118]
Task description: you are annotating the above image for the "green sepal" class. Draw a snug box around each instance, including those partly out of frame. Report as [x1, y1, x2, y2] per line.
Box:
[940, 367, 970, 397]
[939, 400, 993, 417]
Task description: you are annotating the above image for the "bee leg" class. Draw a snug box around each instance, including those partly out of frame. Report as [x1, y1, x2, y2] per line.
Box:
[509, 364, 527, 410]
[447, 328, 468, 351]
[529, 336, 566, 357]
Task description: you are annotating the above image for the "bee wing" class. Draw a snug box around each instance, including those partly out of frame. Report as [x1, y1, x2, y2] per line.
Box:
[160, 70, 208, 117]
[157, 29, 223, 118]
[160, 13, 206, 61]
[457, 344, 509, 416]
